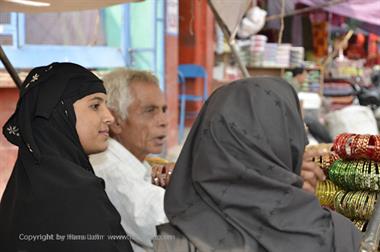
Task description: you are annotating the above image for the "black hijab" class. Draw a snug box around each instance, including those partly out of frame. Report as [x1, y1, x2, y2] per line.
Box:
[164, 77, 361, 252]
[0, 63, 132, 252]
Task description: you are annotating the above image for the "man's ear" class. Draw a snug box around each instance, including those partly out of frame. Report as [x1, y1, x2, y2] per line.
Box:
[109, 110, 123, 135]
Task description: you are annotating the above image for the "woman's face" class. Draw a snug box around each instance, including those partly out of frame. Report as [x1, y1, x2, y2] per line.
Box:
[73, 92, 114, 155]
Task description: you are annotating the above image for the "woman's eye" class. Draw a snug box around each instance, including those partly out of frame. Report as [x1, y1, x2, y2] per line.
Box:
[90, 104, 100, 110]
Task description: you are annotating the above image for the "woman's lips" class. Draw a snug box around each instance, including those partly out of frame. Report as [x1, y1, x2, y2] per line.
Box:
[99, 130, 109, 137]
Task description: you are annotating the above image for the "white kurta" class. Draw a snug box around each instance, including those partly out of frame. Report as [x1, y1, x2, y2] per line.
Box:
[90, 139, 168, 252]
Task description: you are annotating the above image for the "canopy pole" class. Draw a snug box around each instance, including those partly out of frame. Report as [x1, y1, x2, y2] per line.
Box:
[266, 0, 347, 21]
[0, 45, 22, 89]
[322, 29, 353, 67]
[229, 39, 250, 78]
[360, 193, 380, 252]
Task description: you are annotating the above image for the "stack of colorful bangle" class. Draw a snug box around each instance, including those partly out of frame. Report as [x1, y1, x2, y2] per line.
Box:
[333, 133, 380, 161]
[328, 159, 380, 192]
[334, 190, 377, 220]
[313, 133, 380, 232]
[316, 180, 341, 208]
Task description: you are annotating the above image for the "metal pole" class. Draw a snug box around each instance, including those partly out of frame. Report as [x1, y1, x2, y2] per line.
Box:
[229, 39, 250, 78]
[360, 194, 380, 252]
[266, 0, 347, 21]
[0, 45, 22, 89]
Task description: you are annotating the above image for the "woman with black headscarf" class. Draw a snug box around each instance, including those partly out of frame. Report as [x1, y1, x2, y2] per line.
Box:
[0, 63, 133, 252]
[155, 77, 361, 252]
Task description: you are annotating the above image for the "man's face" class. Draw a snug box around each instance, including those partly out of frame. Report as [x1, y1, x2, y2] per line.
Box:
[118, 82, 168, 161]
[296, 71, 308, 84]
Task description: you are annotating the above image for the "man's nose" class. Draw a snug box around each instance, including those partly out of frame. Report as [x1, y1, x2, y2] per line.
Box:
[158, 111, 168, 128]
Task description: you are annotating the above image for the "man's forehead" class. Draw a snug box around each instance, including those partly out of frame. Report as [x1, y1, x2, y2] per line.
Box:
[131, 83, 165, 104]
[140, 99, 167, 108]
[131, 81, 161, 92]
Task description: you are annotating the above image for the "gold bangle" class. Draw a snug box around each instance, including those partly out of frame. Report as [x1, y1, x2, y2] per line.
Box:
[359, 192, 369, 219]
[353, 219, 367, 231]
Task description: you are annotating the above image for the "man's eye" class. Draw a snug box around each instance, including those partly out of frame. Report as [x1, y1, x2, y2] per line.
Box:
[145, 107, 155, 113]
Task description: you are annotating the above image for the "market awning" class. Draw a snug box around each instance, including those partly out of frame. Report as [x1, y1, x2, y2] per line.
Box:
[296, 0, 380, 26]
[208, 0, 252, 77]
[0, 0, 144, 88]
[0, 0, 142, 13]
[208, 0, 250, 40]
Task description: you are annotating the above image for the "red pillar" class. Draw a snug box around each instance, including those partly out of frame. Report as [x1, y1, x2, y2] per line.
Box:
[165, 0, 179, 148]
[179, 0, 215, 125]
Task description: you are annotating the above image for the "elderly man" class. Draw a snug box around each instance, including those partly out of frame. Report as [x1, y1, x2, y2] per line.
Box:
[90, 68, 171, 252]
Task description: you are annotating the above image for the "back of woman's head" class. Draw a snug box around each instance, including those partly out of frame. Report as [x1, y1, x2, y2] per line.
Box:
[184, 77, 307, 176]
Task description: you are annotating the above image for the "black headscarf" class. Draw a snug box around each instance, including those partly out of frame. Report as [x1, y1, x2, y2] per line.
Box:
[0, 63, 132, 252]
[164, 77, 361, 252]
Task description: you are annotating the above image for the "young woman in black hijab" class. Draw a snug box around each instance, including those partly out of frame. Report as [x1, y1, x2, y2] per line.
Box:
[155, 77, 362, 252]
[0, 63, 133, 252]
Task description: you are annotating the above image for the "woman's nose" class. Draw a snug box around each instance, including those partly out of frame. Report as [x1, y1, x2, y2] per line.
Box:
[104, 107, 115, 125]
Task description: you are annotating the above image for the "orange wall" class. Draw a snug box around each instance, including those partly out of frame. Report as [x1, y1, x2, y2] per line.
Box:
[165, 34, 179, 147]
[179, 0, 215, 124]
[0, 88, 18, 199]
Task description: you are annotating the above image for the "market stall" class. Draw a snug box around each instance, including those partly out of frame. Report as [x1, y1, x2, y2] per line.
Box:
[210, 1, 380, 251]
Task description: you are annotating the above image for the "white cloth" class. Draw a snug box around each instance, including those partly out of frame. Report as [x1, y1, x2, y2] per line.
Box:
[325, 105, 379, 138]
[90, 139, 168, 252]
[298, 92, 321, 110]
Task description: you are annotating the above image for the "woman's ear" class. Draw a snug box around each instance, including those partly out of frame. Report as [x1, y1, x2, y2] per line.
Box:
[109, 111, 123, 135]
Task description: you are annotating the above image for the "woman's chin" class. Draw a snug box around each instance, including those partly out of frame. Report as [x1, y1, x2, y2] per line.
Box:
[85, 143, 108, 155]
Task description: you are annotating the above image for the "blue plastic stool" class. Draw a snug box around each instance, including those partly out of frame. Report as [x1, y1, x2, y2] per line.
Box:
[178, 64, 208, 142]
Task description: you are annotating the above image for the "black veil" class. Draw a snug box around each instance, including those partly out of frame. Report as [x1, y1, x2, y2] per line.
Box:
[164, 77, 361, 252]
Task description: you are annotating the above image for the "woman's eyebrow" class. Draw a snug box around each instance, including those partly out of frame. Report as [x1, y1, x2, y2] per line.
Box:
[89, 96, 104, 102]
